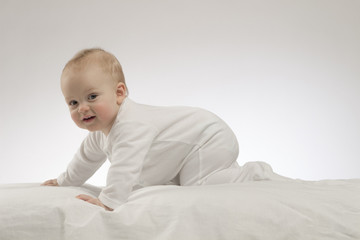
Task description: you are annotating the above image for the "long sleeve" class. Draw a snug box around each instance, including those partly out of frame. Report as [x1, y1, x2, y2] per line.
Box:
[98, 121, 158, 209]
[57, 132, 107, 186]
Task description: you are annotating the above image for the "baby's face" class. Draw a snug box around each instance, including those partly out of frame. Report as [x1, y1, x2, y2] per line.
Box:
[61, 64, 126, 135]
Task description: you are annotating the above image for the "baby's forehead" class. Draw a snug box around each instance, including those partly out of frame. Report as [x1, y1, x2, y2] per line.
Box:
[70, 53, 108, 71]
[63, 59, 109, 79]
[61, 65, 116, 92]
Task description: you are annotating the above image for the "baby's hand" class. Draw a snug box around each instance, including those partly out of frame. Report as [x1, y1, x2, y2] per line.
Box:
[41, 179, 59, 186]
[76, 194, 113, 211]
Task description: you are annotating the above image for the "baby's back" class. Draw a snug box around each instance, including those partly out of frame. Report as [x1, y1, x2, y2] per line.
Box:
[119, 98, 232, 147]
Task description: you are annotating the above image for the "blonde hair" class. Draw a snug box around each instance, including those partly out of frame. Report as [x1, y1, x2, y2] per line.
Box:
[63, 48, 128, 94]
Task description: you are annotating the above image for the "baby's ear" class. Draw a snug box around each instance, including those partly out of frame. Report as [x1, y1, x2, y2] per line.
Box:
[116, 82, 126, 104]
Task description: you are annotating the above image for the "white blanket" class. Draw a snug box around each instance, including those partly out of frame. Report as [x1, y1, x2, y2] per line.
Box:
[1, 179, 360, 240]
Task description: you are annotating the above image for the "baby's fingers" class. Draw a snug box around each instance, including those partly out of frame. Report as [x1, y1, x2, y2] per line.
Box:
[76, 194, 94, 201]
[41, 179, 59, 186]
[76, 194, 109, 209]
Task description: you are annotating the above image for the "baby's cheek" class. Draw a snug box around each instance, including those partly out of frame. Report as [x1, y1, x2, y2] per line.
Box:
[94, 104, 114, 121]
[70, 112, 81, 126]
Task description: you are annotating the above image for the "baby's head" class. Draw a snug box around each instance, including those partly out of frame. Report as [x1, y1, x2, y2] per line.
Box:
[61, 48, 128, 93]
[61, 48, 128, 135]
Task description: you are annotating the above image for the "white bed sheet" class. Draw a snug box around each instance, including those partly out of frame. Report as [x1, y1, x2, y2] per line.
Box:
[1, 179, 360, 240]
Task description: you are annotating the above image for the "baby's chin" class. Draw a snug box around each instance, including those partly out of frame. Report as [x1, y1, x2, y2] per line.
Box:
[85, 127, 101, 132]
[76, 124, 99, 132]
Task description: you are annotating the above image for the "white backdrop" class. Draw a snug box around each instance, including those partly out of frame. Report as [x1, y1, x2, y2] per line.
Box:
[1, 0, 359, 185]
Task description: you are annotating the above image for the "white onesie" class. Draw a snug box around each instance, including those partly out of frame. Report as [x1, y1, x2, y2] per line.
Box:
[57, 98, 269, 209]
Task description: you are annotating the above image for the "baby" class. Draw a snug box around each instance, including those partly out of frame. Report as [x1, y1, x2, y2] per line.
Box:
[43, 48, 283, 211]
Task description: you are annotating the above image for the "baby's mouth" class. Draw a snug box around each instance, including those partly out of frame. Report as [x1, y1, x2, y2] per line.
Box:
[82, 116, 96, 122]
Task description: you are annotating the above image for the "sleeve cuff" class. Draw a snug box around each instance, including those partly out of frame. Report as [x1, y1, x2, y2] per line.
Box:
[57, 172, 76, 186]
[57, 172, 66, 186]
[98, 192, 125, 210]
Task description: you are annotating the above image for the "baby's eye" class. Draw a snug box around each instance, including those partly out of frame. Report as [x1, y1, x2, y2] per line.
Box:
[88, 94, 98, 101]
[69, 100, 78, 106]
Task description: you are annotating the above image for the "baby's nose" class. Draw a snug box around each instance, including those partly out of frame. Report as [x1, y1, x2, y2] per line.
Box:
[78, 103, 90, 113]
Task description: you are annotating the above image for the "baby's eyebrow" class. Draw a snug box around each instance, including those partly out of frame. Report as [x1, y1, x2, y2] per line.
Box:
[64, 96, 74, 100]
[85, 88, 97, 93]
[64, 96, 76, 103]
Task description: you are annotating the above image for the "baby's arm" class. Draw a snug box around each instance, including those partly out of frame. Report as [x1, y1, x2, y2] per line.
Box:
[58, 134, 107, 186]
[41, 133, 105, 187]
[98, 122, 158, 209]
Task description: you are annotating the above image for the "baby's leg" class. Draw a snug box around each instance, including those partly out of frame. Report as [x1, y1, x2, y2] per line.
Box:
[179, 147, 238, 186]
[179, 146, 290, 185]
[178, 123, 289, 185]
[203, 161, 291, 185]
[179, 126, 239, 186]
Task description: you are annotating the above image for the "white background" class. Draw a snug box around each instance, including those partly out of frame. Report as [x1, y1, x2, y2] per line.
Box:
[1, 0, 359, 185]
